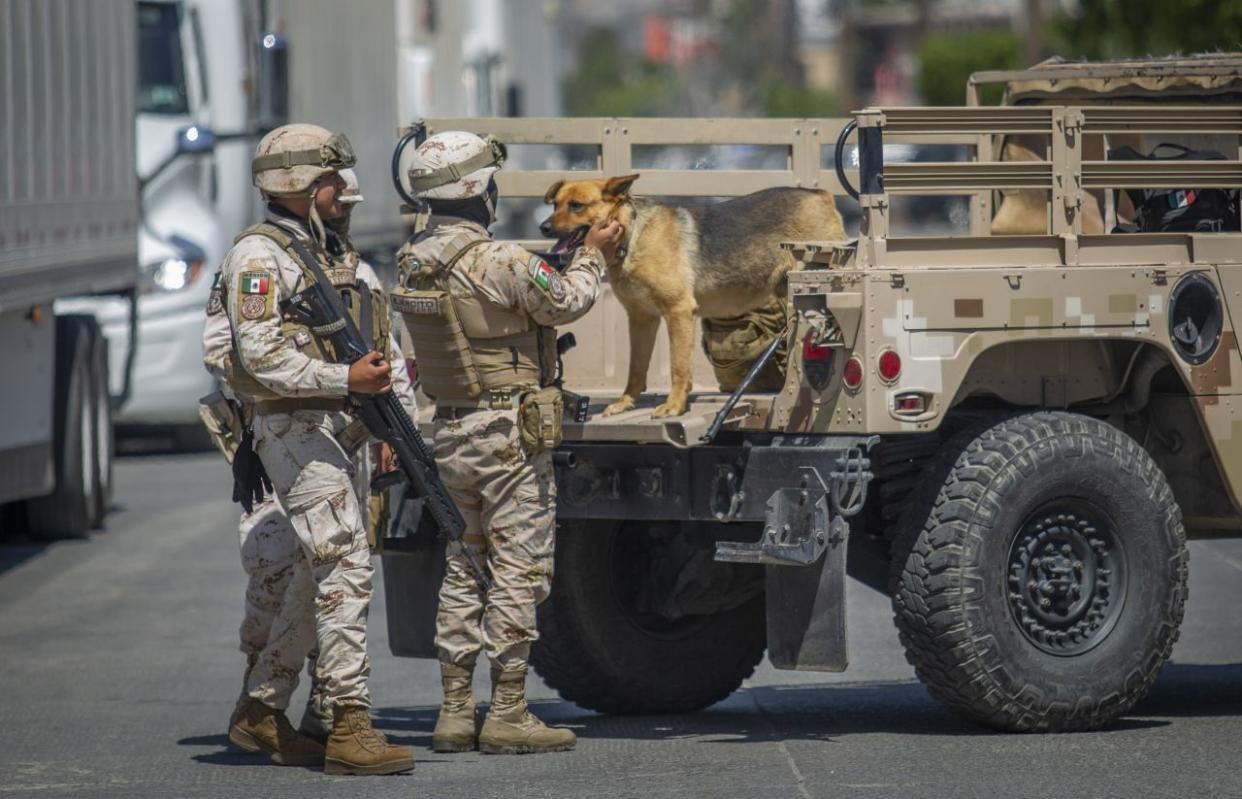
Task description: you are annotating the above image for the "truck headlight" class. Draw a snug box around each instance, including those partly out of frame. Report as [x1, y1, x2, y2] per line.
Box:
[140, 257, 204, 293]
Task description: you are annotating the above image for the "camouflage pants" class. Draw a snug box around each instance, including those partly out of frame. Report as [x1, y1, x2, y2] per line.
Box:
[432, 407, 557, 676]
[237, 497, 316, 710]
[252, 409, 374, 708]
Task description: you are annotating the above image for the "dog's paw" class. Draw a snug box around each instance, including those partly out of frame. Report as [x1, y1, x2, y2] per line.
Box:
[601, 398, 635, 417]
[651, 401, 688, 418]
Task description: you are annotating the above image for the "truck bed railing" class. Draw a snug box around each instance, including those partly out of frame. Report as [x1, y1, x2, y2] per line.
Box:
[412, 117, 982, 202]
[846, 104, 1242, 263]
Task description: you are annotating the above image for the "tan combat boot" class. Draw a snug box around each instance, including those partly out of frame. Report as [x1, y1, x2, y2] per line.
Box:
[298, 683, 332, 745]
[228, 654, 261, 751]
[228, 697, 325, 766]
[433, 662, 478, 753]
[324, 704, 416, 776]
[478, 668, 576, 755]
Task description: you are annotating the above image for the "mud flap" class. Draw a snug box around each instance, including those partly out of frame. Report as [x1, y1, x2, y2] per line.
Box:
[380, 492, 445, 658]
[764, 524, 848, 672]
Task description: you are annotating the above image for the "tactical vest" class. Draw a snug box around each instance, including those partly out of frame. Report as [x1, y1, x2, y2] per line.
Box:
[221, 222, 390, 402]
[392, 230, 556, 403]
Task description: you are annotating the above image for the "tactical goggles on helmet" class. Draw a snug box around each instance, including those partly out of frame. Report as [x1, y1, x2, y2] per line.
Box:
[251, 132, 358, 177]
[408, 136, 507, 193]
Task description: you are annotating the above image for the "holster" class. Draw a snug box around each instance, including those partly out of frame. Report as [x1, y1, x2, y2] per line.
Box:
[198, 391, 246, 465]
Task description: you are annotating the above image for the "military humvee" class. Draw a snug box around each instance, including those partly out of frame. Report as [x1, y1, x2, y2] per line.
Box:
[382, 55, 1242, 733]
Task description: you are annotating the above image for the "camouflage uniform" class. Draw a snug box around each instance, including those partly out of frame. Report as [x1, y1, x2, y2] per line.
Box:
[221, 206, 414, 711]
[205, 237, 403, 715]
[397, 219, 604, 676]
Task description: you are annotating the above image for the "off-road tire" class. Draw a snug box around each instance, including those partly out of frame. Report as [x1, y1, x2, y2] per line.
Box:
[892, 411, 1188, 732]
[532, 520, 766, 715]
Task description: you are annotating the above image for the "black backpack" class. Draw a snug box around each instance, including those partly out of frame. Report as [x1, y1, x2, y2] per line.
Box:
[1107, 142, 1240, 233]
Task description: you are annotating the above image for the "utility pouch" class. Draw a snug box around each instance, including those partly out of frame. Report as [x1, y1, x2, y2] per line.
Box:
[519, 386, 563, 455]
[337, 417, 371, 453]
[390, 288, 482, 401]
[198, 391, 245, 464]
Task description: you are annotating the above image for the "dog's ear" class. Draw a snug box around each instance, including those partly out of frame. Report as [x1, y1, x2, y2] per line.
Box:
[543, 179, 565, 205]
[603, 173, 640, 198]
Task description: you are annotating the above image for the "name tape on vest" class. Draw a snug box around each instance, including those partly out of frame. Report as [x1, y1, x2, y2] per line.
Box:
[392, 294, 441, 315]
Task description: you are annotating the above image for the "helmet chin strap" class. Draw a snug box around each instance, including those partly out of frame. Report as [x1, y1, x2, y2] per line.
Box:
[306, 180, 328, 247]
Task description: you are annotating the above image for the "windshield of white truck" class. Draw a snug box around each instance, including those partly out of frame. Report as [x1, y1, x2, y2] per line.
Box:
[137, 2, 189, 115]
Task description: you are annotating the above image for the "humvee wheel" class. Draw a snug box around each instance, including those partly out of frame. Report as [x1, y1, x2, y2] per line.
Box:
[892, 411, 1188, 732]
[532, 520, 765, 715]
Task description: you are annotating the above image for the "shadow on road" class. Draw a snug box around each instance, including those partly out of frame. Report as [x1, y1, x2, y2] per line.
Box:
[176, 663, 1242, 766]
[0, 540, 54, 576]
[1136, 662, 1242, 718]
[366, 677, 1190, 746]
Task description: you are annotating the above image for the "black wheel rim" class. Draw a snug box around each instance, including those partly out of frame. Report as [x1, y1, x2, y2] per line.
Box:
[1006, 500, 1127, 657]
[607, 523, 716, 642]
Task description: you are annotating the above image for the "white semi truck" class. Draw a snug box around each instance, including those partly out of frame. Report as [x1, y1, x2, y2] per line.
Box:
[0, 0, 141, 538]
[73, 0, 408, 442]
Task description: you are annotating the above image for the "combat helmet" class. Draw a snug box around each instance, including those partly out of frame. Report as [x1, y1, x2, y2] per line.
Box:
[251, 123, 356, 197]
[407, 131, 506, 201]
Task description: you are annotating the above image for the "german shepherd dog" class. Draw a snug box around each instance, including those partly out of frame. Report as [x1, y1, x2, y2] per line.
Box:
[540, 175, 845, 417]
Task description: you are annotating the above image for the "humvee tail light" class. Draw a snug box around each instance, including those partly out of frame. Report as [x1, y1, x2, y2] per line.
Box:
[894, 392, 927, 415]
[802, 334, 833, 362]
[877, 349, 902, 382]
[842, 356, 864, 389]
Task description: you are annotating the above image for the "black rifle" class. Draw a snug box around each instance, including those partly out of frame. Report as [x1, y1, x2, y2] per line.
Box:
[279, 247, 491, 591]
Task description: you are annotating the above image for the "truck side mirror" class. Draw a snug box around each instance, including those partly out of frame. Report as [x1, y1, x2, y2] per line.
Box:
[258, 33, 289, 129]
[176, 125, 216, 155]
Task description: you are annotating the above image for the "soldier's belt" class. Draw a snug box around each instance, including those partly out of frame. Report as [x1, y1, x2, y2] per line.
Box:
[434, 388, 522, 415]
[254, 397, 350, 415]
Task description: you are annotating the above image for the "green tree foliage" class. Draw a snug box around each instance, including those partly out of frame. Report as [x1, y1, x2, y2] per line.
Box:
[917, 29, 1022, 106]
[761, 81, 840, 117]
[562, 28, 680, 117]
[1055, 0, 1242, 59]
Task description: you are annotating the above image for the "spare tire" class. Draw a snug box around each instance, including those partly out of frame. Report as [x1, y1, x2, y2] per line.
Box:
[532, 519, 765, 714]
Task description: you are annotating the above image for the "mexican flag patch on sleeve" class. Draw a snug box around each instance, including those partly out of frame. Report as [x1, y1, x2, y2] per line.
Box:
[528, 257, 555, 291]
[241, 272, 270, 294]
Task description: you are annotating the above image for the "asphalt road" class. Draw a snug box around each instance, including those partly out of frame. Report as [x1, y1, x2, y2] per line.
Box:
[2, 451, 1242, 799]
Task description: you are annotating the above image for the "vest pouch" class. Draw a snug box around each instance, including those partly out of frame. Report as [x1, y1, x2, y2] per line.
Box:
[519, 386, 563, 455]
[391, 288, 483, 401]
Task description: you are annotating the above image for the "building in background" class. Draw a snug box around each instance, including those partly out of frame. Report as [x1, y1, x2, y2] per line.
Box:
[396, 0, 562, 120]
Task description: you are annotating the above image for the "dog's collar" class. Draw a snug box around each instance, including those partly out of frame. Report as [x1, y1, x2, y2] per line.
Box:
[614, 200, 644, 264]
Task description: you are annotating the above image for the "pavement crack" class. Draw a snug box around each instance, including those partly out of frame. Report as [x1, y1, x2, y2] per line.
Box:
[746, 686, 813, 799]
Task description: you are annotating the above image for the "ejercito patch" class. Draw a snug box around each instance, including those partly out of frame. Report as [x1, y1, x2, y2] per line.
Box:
[392, 293, 441, 315]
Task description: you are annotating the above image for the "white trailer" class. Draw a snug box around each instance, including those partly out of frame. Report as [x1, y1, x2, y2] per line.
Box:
[0, 0, 141, 538]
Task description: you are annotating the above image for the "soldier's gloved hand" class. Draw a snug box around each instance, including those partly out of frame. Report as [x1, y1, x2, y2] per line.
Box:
[585, 219, 623, 262]
[231, 428, 272, 514]
[348, 351, 392, 394]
